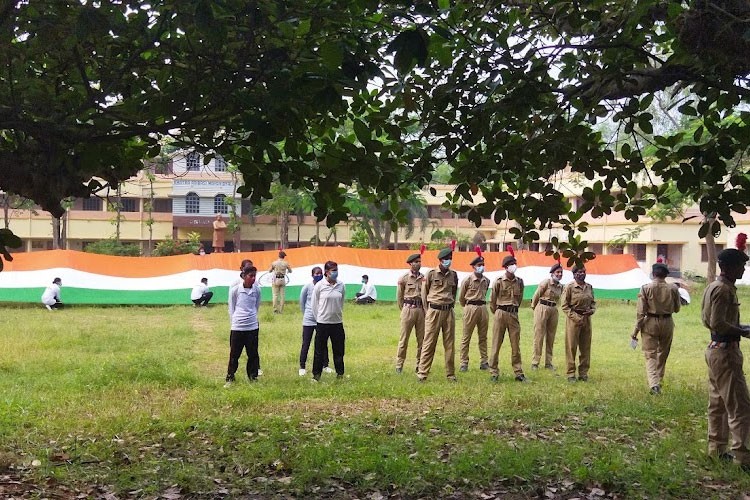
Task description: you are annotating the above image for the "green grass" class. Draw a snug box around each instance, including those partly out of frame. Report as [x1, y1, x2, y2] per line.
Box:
[1, 287, 750, 498]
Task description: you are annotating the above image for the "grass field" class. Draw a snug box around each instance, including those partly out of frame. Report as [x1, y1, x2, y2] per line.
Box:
[2, 287, 750, 498]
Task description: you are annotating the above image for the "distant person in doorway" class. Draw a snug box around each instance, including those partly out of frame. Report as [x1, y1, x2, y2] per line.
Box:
[212, 214, 227, 253]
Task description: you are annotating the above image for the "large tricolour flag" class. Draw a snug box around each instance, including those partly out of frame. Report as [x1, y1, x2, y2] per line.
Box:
[0, 249, 649, 305]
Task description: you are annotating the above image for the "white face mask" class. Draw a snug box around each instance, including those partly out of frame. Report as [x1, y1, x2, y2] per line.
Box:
[441, 259, 452, 268]
[475, 266, 485, 274]
[506, 264, 517, 274]
[551, 274, 561, 282]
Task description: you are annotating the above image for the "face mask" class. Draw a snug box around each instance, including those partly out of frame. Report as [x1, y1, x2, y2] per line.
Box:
[551, 274, 561, 282]
[329, 270, 338, 280]
[506, 264, 517, 274]
[362, 280, 366, 284]
[313, 275, 323, 283]
[475, 266, 485, 274]
[441, 259, 452, 268]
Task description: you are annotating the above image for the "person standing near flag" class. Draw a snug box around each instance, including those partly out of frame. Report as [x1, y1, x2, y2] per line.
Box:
[458, 247, 490, 372]
[530, 263, 564, 370]
[562, 264, 596, 382]
[395, 251, 425, 373]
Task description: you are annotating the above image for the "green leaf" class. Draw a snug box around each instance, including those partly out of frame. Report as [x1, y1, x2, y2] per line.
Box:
[319, 42, 343, 69]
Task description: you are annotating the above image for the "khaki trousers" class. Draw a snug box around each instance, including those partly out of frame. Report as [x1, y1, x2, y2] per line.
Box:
[396, 306, 425, 370]
[489, 310, 522, 377]
[705, 347, 750, 465]
[641, 317, 674, 388]
[460, 305, 489, 367]
[565, 316, 591, 378]
[272, 282, 286, 313]
[418, 308, 455, 379]
[532, 304, 558, 366]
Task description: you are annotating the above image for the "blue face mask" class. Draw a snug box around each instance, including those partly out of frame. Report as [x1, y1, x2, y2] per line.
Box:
[441, 259, 452, 268]
[329, 270, 338, 280]
[475, 266, 485, 274]
[313, 275, 323, 283]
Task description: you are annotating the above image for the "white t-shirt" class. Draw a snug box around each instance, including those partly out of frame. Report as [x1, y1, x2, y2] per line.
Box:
[358, 281, 377, 300]
[191, 283, 209, 300]
[41, 284, 61, 306]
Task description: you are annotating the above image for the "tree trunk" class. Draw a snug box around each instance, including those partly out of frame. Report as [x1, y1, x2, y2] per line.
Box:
[52, 217, 62, 250]
[61, 210, 68, 249]
[279, 210, 290, 249]
[2, 195, 9, 229]
[705, 213, 718, 283]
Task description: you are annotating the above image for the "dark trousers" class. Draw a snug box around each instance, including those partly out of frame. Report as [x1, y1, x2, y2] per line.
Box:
[51, 301, 64, 309]
[300, 325, 329, 369]
[313, 323, 345, 378]
[192, 291, 213, 306]
[355, 296, 375, 304]
[226, 329, 259, 381]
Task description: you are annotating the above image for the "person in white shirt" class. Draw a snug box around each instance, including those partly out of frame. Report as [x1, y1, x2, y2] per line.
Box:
[191, 277, 213, 307]
[354, 274, 377, 304]
[224, 266, 262, 387]
[41, 277, 63, 310]
[311, 260, 346, 380]
[298, 267, 333, 376]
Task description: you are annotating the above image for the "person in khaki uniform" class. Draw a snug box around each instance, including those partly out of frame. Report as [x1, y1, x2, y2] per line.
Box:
[489, 254, 528, 382]
[417, 248, 459, 382]
[530, 263, 564, 370]
[631, 262, 681, 394]
[458, 255, 490, 372]
[701, 248, 750, 467]
[269, 251, 292, 313]
[562, 265, 596, 382]
[395, 253, 425, 373]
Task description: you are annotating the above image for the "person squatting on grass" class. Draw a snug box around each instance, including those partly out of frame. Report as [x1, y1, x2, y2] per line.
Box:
[224, 265, 261, 387]
[458, 253, 490, 373]
[489, 253, 528, 383]
[530, 263, 564, 371]
[418, 247, 459, 382]
[395, 253, 425, 374]
[41, 277, 63, 310]
[298, 266, 333, 377]
[631, 262, 681, 395]
[562, 265, 596, 383]
[354, 274, 377, 304]
[311, 260, 346, 381]
[190, 277, 214, 307]
[701, 248, 750, 468]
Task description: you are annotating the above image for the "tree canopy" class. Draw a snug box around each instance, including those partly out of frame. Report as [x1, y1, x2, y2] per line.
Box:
[2, 1, 749, 264]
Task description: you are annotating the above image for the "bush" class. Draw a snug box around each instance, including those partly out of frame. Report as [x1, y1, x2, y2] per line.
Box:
[152, 237, 200, 257]
[84, 239, 142, 256]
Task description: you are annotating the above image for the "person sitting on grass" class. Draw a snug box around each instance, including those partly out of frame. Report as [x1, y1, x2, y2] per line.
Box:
[191, 277, 213, 307]
[41, 277, 63, 310]
[354, 274, 377, 304]
[224, 265, 261, 388]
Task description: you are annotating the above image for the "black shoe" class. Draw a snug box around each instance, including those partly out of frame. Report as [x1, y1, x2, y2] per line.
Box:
[545, 364, 555, 371]
[459, 365, 468, 372]
[650, 385, 661, 395]
[578, 375, 588, 382]
[717, 452, 735, 463]
[336, 373, 344, 379]
[447, 375, 457, 382]
[417, 377, 427, 383]
[479, 362, 489, 370]
[490, 375, 499, 382]
[395, 367, 403, 374]
[567, 376, 577, 383]
[531, 364, 539, 371]
[515, 374, 529, 383]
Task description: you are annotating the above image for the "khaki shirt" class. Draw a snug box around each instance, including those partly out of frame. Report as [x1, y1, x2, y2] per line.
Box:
[490, 273, 524, 312]
[270, 259, 292, 277]
[530, 278, 563, 309]
[459, 273, 490, 306]
[397, 271, 424, 309]
[701, 276, 745, 338]
[635, 278, 681, 332]
[562, 281, 596, 322]
[421, 267, 458, 307]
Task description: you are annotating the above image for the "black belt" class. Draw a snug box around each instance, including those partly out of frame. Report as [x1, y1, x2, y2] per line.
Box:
[647, 313, 672, 318]
[573, 309, 590, 315]
[497, 305, 519, 313]
[275, 274, 285, 278]
[429, 303, 454, 311]
[467, 300, 486, 306]
[711, 333, 742, 342]
[539, 299, 557, 307]
[403, 299, 422, 306]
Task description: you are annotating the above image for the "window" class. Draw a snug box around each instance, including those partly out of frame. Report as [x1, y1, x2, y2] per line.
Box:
[214, 155, 226, 172]
[186, 151, 200, 171]
[31, 240, 52, 250]
[152, 198, 173, 213]
[82, 198, 102, 211]
[702, 243, 725, 262]
[630, 243, 647, 261]
[608, 245, 624, 255]
[587, 243, 603, 255]
[214, 194, 228, 214]
[186, 192, 200, 214]
[120, 198, 138, 212]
